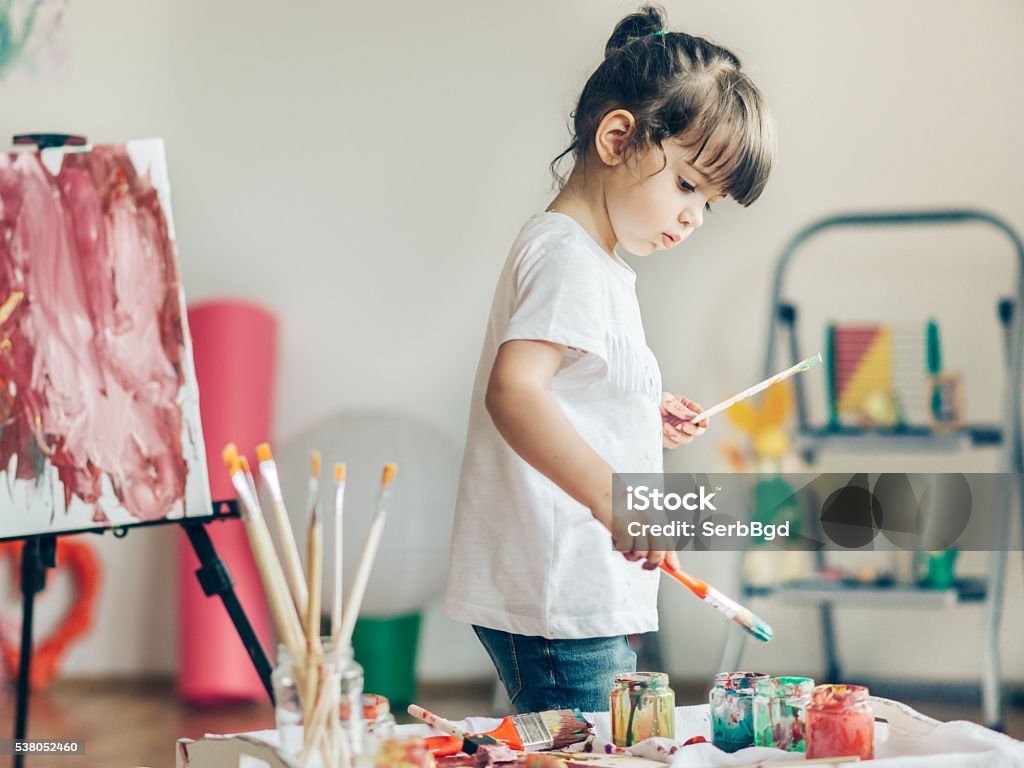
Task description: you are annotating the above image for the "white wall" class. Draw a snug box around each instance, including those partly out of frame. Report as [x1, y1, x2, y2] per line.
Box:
[1, 0, 1022, 687]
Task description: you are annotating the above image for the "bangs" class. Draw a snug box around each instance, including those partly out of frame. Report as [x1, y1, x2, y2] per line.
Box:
[675, 76, 775, 206]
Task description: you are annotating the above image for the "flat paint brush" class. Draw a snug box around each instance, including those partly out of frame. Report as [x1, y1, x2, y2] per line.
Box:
[335, 463, 397, 649]
[660, 560, 773, 642]
[666, 352, 823, 427]
[302, 502, 323, 756]
[409, 705, 593, 753]
[330, 462, 346, 640]
[306, 451, 321, 523]
[255, 442, 309, 612]
[221, 445, 304, 657]
[475, 708, 593, 751]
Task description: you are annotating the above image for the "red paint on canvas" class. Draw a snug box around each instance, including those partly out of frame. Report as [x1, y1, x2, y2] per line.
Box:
[0, 145, 188, 522]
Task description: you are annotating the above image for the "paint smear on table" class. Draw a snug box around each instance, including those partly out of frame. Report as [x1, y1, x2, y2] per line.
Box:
[0, 139, 211, 538]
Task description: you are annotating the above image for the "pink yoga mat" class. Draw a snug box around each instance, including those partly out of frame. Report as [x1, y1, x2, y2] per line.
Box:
[178, 300, 277, 704]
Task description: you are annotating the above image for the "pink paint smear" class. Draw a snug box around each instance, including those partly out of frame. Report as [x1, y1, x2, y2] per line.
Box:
[0, 145, 188, 523]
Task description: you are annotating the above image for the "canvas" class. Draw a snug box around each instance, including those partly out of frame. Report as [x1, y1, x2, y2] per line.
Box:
[0, 138, 211, 540]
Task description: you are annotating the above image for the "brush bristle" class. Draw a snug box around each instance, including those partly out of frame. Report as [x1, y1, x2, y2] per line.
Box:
[240, 456, 252, 474]
[382, 463, 397, 485]
[335, 463, 346, 483]
[255, 443, 272, 462]
[536, 709, 593, 749]
[221, 443, 238, 467]
[310, 450, 321, 477]
[733, 607, 774, 642]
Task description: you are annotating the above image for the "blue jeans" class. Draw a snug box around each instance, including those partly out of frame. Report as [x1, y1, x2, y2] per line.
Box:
[473, 626, 636, 713]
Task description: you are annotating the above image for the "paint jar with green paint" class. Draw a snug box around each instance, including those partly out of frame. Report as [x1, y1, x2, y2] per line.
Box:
[752, 676, 814, 751]
[710, 671, 770, 752]
[610, 672, 675, 747]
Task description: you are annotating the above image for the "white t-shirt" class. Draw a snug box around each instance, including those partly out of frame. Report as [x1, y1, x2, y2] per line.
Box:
[445, 211, 663, 639]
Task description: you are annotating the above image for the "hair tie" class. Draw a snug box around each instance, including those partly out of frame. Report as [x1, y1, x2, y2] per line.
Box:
[654, 29, 669, 36]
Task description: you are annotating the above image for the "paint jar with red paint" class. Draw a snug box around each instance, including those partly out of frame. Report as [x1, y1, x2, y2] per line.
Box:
[752, 676, 814, 752]
[806, 684, 874, 760]
[610, 672, 675, 747]
[361, 694, 397, 735]
[709, 671, 770, 752]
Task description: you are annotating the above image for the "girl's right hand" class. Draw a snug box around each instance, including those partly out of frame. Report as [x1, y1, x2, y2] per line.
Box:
[608, 510, 681, 570]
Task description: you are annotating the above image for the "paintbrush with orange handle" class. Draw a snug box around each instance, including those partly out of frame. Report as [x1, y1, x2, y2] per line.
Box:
[660, 560, 773, 642]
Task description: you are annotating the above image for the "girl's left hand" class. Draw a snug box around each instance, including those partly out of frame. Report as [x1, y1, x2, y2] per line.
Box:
[660, 392, 708, 448]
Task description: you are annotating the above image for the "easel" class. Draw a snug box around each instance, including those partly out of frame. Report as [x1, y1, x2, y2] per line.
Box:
[10, 506, 275, 767]
[6, 134, 274, 766]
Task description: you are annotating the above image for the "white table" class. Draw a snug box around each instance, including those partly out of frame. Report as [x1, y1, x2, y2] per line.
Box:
[176, 698, 1024, 768]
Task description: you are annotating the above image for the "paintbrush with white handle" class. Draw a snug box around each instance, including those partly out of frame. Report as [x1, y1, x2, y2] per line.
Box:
[331, 462, 346, 640]
[222, 445, 304, 658]
[334, 463, 397, 649]
[255, 443, 309, 612]
[666, 352, 823, 427]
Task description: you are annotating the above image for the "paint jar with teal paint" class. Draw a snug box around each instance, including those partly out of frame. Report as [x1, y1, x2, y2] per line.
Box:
[610, 672, 675, 747]
[752, 676, 814, 751]
[710, 671, 769, 752]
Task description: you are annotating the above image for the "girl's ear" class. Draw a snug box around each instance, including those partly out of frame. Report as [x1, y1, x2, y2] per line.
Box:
[594, 109, 636, 166]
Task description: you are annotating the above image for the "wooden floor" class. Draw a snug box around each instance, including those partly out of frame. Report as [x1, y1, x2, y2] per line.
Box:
[0, 678, 1021, 768]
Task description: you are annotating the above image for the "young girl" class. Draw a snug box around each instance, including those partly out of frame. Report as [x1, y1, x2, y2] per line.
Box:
[445, 5, 775, 713]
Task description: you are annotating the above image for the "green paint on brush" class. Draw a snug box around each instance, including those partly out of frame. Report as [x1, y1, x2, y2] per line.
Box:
[750, 617, 774, 643]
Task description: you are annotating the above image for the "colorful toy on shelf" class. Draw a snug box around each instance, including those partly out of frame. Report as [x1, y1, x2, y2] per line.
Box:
[826, 319, 961, 429]
[828, 323, 894, 427]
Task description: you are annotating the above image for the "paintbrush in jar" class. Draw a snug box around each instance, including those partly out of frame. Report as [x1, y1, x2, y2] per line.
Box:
[334, 463, 397, 649]
[660, 560, 773, 642]
[330, 462, 346, 640]
[302, 500, 323, 756]
[255, 443, 309, 612]
[221, 445, 304, 657]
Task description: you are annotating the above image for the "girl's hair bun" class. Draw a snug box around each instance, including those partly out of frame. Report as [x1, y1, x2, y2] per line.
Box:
[604, 4, 667, 57]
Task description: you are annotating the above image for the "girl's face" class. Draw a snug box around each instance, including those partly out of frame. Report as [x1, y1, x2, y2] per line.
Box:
[604, 139, 725, 257]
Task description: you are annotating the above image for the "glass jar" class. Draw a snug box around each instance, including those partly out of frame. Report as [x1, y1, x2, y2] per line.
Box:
[709, 671, 769, 752]
[337, 645, 366, 757]
[806, 684, 874, 761]
[358, 736, 436, 768]
[610, 672, 675, 747]
[270, 639, 366, 762]
[270, 643, 305, 756]
[361, 694, 397, 737]
[752, 676, 814, 752]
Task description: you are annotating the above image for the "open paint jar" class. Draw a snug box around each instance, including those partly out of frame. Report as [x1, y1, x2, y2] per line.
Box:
[610, 672, 675, 746]
[709, 671, 769, 752]
[806, 684, 874, 760]
[752, 676, 814, 752]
